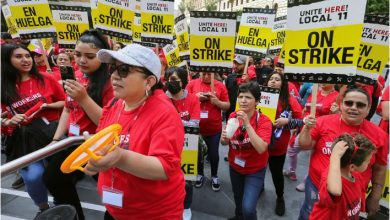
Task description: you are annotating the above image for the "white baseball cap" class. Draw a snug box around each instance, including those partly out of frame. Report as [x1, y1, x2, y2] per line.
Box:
[97, 44, 161, 80]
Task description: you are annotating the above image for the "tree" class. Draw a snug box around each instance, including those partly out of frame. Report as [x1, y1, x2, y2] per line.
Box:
[186, 1, 195, 12]
[366, 0, 389, 14]
[205, 0, 217, 11]
[178, 0, 186, 14]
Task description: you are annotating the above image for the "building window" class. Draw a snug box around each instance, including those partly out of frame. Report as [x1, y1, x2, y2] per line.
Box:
[246, 0, 249, 2]
[223, 2, 225, 9]
[236, 0, 238, 6]
[241, 0, 243, 4]
[265, 5, 269, 9]
[273, 3, 278, 11]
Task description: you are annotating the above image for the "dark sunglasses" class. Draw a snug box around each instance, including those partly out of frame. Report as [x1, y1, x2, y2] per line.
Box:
[343, 100, 367, 109]
[109, 63, 144, 78]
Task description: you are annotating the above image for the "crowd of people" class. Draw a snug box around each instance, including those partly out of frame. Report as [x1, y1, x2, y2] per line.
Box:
[0, 29, 389, 220]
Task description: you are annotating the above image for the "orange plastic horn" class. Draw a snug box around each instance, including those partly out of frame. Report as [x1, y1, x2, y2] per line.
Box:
[60, 124, 122, 173]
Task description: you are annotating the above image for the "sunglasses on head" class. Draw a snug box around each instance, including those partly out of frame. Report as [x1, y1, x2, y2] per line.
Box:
[109, 63, 145, 78]
[343, 100, 367, 109]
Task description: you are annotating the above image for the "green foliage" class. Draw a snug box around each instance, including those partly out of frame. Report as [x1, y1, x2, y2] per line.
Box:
[205, 0, 217, 11]
[366, 0, 389, 14]
[178, 0, 186, 14]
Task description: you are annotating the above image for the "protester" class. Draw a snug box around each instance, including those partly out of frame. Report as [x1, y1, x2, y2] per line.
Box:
[221, 81, 272, 220]
[82, 43, 185, 220]
[255, 57, 273, 85]
[165, 66, 200, 220]
[187, 72, 230, 191]
[265, 71, 303, 216]
[113, 41, 125, 51]
[43, 29, 113, 220]
[1, 43, 65, 215]
[298, 87, 388, 219]
[377, 85, 389, 133]
[309, 134, 375, 219]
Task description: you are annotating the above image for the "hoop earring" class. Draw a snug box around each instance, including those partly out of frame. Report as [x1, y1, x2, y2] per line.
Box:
[145, 89, 149, 97]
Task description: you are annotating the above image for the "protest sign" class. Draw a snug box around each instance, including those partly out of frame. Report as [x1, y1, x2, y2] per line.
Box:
[284, 0, 367, 84]
[181, 126, 199, 181]
[141, 0, 174, 44]
[269, 15, 286, 56]
[95, 0, 134, 39]
[51, 5, 89, 48]
[2, 5, 19, 38]
[163, 44, 186, 68]
[235, 8, 275, 58]
[133, 0, 142, 43]
[356, 15, 389, 85]
[190, 11, 236, 73]
[8, 0, 56, 39]
[90, 0, 98, 26]
[175, 14, 190, 61]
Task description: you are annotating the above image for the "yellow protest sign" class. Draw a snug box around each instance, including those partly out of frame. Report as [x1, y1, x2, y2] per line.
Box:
[96, 0, 134, 39]
[2, 5, 19, 38]
[51, 5, 90, 48]
[90, 0, 99, 26]
[132, 0, 142, 43]
[8, 0, 56, 39]
[269, 15, 287, 56]
[235, 86, 280, 123]
[141, 0, 174, 44]
[175, 14, 190, 61]
[190, 11, 237, 73]
[284, 0, 367, 84]
[163, 44, 186, 68]
[356, 15, 389, 85]
[181, 125, 199, 181]
[236, 8, 275, 58]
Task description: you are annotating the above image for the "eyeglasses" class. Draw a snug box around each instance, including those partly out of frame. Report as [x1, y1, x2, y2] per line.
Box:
[343, 100, 367, 109]
[109, 63, 145, 78]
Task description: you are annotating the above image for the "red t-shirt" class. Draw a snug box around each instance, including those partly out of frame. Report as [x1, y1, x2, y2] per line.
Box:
[360, 83, 382, 102]
[186, 79, 229, 136]
[309, 170, 364, 220]
[170, 91, 200, 121]
[37, 65, 61, 81]
[65, 70, 113, 135]
[96, 95, 185, 220]
[3, 74, 65, 122]
[309, 114, 388, 189]
[288, 82, 300, 98]
[378, 86, 389, 133]
[269, 96, 302, 156]
[1, 74, 65, 134]
[305, 90, 339, 117]
[228, 111, 272, 174]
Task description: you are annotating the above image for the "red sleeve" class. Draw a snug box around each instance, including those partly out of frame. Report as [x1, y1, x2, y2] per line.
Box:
[186, 81, 195, 94]
[374, 83, 382, 98]
[257, 114, 272, 145]
[247, 65, 257, 80]
[217, 82, 229, 102]
[374, 129, 389, 166]
[188, 94, 200, 120]
[289, 96, 303, 119]
[102, 81, 114, 107]
[317, 170, 341, 207]
[382, 86, 389, 101]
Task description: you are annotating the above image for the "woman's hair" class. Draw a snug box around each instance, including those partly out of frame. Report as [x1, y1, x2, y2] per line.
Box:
[343, 86, 371, 105]
[56, 51, 72, 63]
[76, 29, 110, 107]
[264, 71, 290, 110]
[165, 67, 188, 89]
[115, 42, 125, 49]
[238, 81, 261, 102]
[141, 68, 163, 94]
[1, 43, 43, 106]
[332, 134, 376, 168]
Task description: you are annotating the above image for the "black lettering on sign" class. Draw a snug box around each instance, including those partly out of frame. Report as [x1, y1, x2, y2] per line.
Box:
[181, 163, 195, 174]
[15, 16, 53, 28]
[66, 24, 79, 32]
[23, 7, 36, 17]
[192, 38, 233, 60]
[109, 8, 123, 19]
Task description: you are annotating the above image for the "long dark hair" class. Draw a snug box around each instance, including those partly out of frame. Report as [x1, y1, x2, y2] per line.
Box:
[265, 71, 290, 110]
[76, 29, 110, 107]
[1, 43, 43, 106]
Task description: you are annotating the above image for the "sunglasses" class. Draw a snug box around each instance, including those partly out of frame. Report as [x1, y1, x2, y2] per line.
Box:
[109, 63, 144, 78]
[343, 100, 367, 109]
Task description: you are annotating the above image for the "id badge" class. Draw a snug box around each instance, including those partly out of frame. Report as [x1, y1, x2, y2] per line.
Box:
[69, 123, 80, 136]
[200, 111, 209, 119]
[102, 186, 123, 208]
[234, 156, 246, 168]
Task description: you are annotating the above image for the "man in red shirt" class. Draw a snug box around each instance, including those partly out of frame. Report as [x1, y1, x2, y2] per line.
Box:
[187, 72, 230, 191]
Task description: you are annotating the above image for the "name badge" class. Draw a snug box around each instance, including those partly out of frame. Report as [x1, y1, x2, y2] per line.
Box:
[234, 156, 246, 168]
[102, 187, 123, 208]
[200, 111, 209, 119]
[69, 123, 80, 136]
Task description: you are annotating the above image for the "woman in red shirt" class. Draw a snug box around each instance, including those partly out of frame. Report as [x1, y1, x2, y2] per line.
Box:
[1, 43, 65, 214]
[84, 44, 185, 220]
[264, 71, 303, 216]
[43, 29, 114, 220]
[221, 81, 272, 220]
[298, 87, 388, 220]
